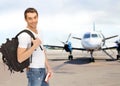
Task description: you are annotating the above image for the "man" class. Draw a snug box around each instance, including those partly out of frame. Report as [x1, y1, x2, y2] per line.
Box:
[17, 7, 52, 86]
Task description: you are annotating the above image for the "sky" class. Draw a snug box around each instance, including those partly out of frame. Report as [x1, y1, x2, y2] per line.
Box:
[0, 0, 120, 46]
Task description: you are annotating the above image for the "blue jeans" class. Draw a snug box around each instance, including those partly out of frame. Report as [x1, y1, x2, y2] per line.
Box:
[27, 68, 49, 86]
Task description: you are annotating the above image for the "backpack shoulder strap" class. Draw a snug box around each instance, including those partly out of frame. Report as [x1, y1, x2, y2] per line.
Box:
[15, 29, 35, 40]
[16, 29, 43, 50]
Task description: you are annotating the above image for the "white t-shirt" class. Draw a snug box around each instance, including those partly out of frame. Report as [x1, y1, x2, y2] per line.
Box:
[18, 28, 45, 68]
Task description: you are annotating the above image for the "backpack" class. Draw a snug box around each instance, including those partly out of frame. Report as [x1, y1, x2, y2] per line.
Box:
[0, 30, 35, 73]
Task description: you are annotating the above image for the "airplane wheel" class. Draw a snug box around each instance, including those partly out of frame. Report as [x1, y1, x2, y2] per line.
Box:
[68, 55, 73, 60]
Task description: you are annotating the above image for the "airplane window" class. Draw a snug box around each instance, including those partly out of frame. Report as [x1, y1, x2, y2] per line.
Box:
[92, 34, 98, 38]
[83, 33, 90, 38]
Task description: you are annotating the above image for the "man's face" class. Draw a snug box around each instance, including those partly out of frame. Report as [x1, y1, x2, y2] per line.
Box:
[25, 12, 38, 29]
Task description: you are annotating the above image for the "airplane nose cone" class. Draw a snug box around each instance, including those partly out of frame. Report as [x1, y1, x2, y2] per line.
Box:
[82, 39, 102, 50]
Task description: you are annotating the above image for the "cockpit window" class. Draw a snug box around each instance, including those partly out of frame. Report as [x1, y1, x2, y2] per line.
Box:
[83, 33, 90, 38]
[92, 34, 98, 38]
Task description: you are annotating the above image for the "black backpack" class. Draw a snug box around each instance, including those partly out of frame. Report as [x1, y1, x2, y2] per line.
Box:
[0, 30, 35, 73]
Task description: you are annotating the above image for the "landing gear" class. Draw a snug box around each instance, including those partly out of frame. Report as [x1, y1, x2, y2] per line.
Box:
[117, 55, 120, 60]
[90, 58, 95, 62]
[117, 51, 120, 60]
[68, 51, 73, 60]
[68, 55, 73, 60]
[116, 43, 120, 60]
[90, 50, 95, 62]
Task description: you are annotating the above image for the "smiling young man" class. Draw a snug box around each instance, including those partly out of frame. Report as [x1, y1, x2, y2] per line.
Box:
[17, 7, 52, 86]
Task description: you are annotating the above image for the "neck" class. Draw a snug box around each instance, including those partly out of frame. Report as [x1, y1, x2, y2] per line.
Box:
[27, 26, 38, 34]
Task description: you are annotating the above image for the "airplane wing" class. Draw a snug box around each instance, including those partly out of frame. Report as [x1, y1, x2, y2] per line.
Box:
[44, 44, 86, 50]
[72, 47, 86, 50]
[72, 45, 117, 51]
[102, 35, 118, 41]
[72, 37, 82, 40]
[73, 46, 117, 51]
[102, 46, 117, 50]
[44, 45, 64, 49]
[73, 35, 118, 41]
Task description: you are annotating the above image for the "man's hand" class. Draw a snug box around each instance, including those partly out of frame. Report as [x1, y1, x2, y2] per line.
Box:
[32, 38, 41, 48]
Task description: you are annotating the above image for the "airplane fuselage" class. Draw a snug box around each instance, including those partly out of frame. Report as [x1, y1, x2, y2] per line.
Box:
[81, 31, 104, 51]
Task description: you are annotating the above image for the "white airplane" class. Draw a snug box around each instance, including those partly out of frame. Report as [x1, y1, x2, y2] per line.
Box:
[72, 31, 118, 62]
[45, 26, 118, 62]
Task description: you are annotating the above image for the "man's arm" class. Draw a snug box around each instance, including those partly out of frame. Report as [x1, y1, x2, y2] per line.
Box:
[17, 38, 41, 63]
[44, 50, 52, 73]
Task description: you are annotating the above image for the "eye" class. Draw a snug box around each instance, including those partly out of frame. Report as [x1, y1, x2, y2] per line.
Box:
[28, 17, 32, 20]
[34, 16, 38, 19]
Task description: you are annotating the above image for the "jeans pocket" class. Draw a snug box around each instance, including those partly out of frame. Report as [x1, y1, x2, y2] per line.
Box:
[32, 70, 42, 80]
[27, 68, 46, 86]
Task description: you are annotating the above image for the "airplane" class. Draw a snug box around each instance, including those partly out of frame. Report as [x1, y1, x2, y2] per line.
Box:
[44, 24, 118, 62]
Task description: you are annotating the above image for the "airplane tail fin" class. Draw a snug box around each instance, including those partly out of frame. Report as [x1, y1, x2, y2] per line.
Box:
[93, 22, 95, 31]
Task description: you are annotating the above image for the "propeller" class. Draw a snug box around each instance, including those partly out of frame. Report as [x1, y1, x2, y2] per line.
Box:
[60, 41, 65, 45]
[60, 33, 71, 44]
[66, 33, 72, 43]
[60, 33, 72, 52]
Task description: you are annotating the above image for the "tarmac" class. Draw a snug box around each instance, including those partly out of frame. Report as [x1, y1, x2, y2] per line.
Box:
[0, 49, 120, 86]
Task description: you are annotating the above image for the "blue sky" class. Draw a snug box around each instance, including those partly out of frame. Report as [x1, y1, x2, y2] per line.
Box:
[0, 0, 120, 46]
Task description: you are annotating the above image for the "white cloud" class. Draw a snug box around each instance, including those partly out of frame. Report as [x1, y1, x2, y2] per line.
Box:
[39, 10, 108, 33]
[0, 0, 120, 44]
[0, 10, 25, 31]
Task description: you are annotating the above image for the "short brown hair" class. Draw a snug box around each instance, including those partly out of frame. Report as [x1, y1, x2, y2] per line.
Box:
[24, 8, 38, 19]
